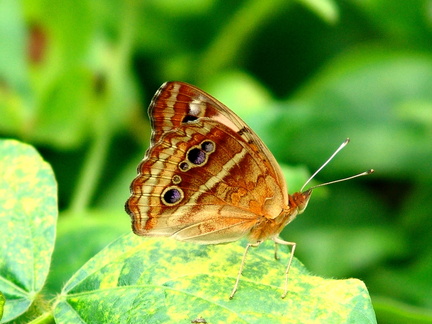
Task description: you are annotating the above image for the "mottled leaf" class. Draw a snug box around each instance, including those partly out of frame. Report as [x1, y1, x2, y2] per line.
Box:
[54, 235, 376, 323]
[45, 210, 129, 295]
[0, 139, 57, 322]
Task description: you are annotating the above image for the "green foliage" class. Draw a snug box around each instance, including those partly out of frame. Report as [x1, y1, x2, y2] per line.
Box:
[1, 0, 432, 323]
[0, 140, 57, 322]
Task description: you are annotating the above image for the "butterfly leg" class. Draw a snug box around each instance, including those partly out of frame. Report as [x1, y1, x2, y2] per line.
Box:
[229, 241, 261, 299]
[274, 242, 279, 260]
[273, 237, 296, 299]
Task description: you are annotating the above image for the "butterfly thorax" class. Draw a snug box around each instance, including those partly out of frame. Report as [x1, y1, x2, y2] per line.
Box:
[247, 190, 312, 242]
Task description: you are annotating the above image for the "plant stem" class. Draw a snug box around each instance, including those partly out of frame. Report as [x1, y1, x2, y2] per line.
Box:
[69, 2, 137, 214]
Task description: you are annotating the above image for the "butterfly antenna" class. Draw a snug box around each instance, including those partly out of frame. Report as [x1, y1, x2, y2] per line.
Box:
[300, 138, 374, 192]
[300, 138, 350, 192]
[306, 169, 374, 191]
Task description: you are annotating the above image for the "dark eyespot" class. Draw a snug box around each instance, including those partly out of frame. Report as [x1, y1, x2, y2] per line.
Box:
[201, 141, 215, 153]
[179, 162, 189, 171]
[172, 175, 182, 184]
[163, 188, 182, 204]
[188, 148, 206, 165]
[182, 115, 198, 123]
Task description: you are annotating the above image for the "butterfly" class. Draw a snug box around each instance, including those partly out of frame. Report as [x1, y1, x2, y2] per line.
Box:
[125, 81, 373, 298]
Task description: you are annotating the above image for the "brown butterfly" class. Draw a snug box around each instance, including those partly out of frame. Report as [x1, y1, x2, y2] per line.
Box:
[125, 81, 373, 298]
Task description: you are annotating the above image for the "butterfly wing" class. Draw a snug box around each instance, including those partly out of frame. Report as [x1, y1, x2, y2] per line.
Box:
[126, 82, 288, 244]
[149, 82, 287, 198]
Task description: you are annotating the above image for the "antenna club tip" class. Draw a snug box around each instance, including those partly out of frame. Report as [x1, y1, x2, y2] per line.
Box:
[368, 169, 375, 174]
[345, 138, 350, 143]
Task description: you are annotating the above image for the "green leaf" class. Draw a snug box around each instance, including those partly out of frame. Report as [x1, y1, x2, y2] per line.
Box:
[0, 139, 57, 322]
[54, 235, 376, 323]
[45, 210, 129, 295]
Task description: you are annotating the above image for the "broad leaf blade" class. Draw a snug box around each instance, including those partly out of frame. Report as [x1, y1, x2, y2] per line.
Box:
[54, 235, 376, 323]
[0, 139, 57, 322]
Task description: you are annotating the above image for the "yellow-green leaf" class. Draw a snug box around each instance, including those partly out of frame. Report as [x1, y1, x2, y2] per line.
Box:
[0, 139, 58, 322]
[54, 235, 376, 323]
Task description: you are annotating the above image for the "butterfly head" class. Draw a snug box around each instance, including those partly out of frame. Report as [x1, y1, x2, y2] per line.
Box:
[290, 189, 312, 214]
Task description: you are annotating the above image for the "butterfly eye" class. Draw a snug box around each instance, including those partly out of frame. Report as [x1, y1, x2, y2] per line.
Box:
[182, 115, 198, 123]
[161, 186, 184, 206]
[187, 148, 206, 165]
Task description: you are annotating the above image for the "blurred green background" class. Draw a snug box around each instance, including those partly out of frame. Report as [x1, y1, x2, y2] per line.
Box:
[1, 0, 432, 323]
